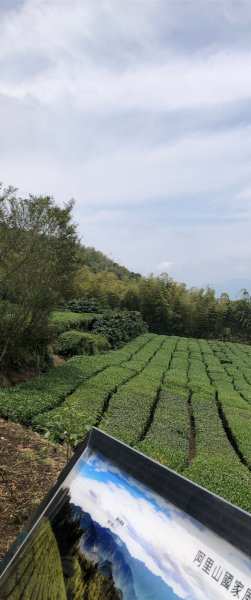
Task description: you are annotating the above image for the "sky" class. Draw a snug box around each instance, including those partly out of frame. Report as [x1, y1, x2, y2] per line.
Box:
[1, 0, 251, 294]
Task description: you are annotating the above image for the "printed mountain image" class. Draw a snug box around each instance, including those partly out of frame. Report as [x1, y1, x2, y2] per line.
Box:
[1, 449, 251, 599]
[69, 504, 176, 600]
[50, 489, 122, 599]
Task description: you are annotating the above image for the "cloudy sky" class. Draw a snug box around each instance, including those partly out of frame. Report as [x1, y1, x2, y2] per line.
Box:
[1, 0, 251, 293]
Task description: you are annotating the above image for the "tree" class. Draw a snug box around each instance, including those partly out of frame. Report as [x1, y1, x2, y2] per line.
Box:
[138, 277, 172, 334]
[0, 185, 79, 371]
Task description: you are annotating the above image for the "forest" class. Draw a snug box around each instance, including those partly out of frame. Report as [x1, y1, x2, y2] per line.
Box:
[1, 186, 251, 377]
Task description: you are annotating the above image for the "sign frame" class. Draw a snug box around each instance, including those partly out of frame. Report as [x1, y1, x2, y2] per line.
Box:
[0, 426, 251, 589]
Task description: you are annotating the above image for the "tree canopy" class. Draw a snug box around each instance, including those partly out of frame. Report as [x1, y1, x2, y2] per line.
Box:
[0, 185, 79, 370]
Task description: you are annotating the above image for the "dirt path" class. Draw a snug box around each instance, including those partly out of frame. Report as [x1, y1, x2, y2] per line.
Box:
[0, 419, 69, 561]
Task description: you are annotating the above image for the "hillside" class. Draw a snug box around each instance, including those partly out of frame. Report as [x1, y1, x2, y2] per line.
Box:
[0, 334, 251, 514]
[2, 185, 251, 382]
[79, 245, 141, 279]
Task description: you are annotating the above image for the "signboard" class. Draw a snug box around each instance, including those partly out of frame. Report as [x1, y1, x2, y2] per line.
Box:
[0, 427, 251, 599]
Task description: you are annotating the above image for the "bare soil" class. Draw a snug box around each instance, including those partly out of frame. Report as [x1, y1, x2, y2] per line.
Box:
[51, 353, 65, 367]
[0, 418, 69, 561]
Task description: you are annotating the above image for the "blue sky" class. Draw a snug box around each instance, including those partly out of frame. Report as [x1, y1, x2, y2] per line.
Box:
[1, 1, 251, 293]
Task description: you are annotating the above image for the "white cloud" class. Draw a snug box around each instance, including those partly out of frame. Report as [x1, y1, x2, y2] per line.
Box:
[2, 125, 250, 205]
[236, 187, 251, 202]
[1, 1, 251, 116]
[2, 48, 251, 116]
[156, 261, 174, 272]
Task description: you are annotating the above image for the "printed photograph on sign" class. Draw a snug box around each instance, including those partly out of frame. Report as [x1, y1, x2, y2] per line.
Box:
[1, 448, 251, 600]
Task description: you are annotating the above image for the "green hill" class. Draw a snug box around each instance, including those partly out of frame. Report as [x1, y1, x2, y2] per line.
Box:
[79, 245, 141, 279]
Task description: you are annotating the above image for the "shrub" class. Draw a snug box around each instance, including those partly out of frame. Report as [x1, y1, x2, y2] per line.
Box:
[2, 331, 251, 513]
[217, 389, 251, 467]
[54, 330, 110, 357]
[63, 297, 104, 313]
[92, 310, 147, 348]
[33, 335, 162, 442]
[184, 391, 251, 512]
[0, 334, 152, 423]
[0, 357, 108, 423]
[101, 338, 169, 444]
[49, 311, 102, 334]
[33, 366, 134, 442]
[138, 388, 189, 471]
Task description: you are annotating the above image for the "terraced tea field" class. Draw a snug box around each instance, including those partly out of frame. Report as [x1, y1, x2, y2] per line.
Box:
[1, 333, 251, 512]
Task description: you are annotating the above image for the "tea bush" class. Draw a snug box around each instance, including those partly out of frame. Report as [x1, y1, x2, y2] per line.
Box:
[184, 391, 251, 512]
[0, 335, 153, 423]
[2, 332, 251, 512]
[138, 388, 189, 471]
[55, 330, 110, 357]
[63, 297, 104, 313]
[92, 310, 147, 348]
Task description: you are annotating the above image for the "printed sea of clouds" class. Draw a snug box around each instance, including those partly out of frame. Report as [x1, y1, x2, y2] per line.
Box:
[68, 453, 251, 600]
[1, 0, 251, 287]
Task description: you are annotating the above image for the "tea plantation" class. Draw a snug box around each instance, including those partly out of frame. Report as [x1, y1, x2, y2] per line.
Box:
[1, 334, 251, 512]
